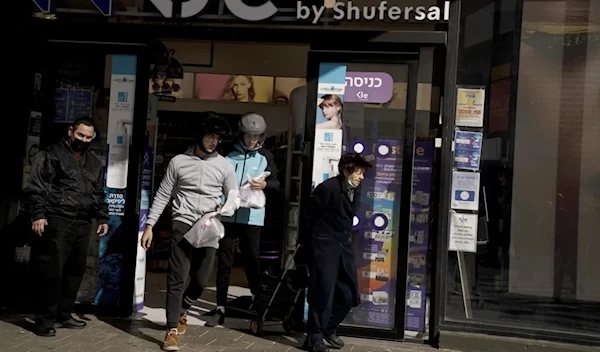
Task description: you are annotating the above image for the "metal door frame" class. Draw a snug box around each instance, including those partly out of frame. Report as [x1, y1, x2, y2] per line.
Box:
[298, 49, 420, 341]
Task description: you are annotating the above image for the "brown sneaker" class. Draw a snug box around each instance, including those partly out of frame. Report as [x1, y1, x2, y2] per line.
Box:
[177, 315, 187, 335]
[162, 330, 179, 351]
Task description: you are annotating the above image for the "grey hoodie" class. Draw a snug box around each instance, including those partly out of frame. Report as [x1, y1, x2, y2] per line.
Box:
[146, 146, 238, 227]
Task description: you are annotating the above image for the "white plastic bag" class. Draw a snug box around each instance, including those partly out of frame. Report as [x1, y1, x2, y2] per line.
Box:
[183, 190, 240, 249]
[184, 213, 224, 249]
[239, 171, 270, 209]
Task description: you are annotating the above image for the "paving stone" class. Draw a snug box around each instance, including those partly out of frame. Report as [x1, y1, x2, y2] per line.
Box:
[0, 315, 438, 352]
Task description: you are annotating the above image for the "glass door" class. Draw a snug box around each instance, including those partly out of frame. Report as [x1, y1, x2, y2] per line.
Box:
[300, 51, 420, 340]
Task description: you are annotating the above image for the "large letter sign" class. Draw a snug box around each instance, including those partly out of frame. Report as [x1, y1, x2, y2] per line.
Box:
[149, 0, 277, 20]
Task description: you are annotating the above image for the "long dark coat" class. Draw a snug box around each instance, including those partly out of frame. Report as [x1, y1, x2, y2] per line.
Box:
[306, 176, 360, 308]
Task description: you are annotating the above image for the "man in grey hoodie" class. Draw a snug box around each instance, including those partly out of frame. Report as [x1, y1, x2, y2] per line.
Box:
[140, 113, 238, 352]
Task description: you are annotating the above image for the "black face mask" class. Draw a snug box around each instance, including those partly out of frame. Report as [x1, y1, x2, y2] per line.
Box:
[71, 138, 91, 152]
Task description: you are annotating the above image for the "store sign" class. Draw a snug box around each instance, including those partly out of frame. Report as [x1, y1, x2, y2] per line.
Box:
[344, 72, 393, 104]
[148, 0, 451, 22]
[298, 1, 450, 24]
[149, 0, 277, 20]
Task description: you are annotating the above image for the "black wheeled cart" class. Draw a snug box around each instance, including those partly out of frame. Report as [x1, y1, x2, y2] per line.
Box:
[250, 245, 306, 336]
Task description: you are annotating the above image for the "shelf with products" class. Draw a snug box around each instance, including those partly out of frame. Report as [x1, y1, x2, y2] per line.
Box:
[283, 147, 303, 255]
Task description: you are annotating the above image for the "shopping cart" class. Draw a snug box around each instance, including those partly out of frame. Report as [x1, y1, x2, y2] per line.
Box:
[249, 245, 306, 336]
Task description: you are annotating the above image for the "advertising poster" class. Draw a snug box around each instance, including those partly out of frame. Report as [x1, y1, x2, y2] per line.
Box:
[451, 171, 480, 211]
[133, 146, 153, 312]
[405, 140, 434, 332]
[455, 87, 485, 127]
[312, 63, 347, 189]
[343, 139, 402, 329]
[22, 112, 42, 188]
[454, 131, 483, 170]
[273, 77, 306, 104]
[449, 212, 479, 253]
[194, 74, 274, 103]
[96, 54, 137, 305]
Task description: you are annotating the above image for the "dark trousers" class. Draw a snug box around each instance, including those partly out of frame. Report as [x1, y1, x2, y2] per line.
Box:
[166, 221, 216, 329]
[31, 216, 91, 328]
[306, 254, 354, 347]
[216, 223, 261, 307]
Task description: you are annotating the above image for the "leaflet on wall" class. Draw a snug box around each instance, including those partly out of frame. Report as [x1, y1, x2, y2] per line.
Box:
[450, 171, 480, 211]
[312, 63, 347, 189]
[455, 87, 485, 127]
[449, 212, 478, 253]
[454, 131, 483, 170]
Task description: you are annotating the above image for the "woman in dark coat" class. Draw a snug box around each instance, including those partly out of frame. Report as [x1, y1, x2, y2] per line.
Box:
[303, 153, 372, 352]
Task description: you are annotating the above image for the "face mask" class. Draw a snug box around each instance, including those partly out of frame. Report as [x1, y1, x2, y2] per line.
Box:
[71, 138, 91, 152]
[347, 178, 358, 189]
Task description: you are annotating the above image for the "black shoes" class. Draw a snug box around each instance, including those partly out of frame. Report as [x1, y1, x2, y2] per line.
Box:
[204, 310, 225, 327]
[34, 326, 56, 337]
[324, 334, 345, 349]
[54, 318, 87, 329]
[302, 341, 330, 352]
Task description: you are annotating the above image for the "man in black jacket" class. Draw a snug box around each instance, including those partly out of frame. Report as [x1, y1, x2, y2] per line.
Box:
[303, 153, 372, 352]
[22, 117, 109, 337]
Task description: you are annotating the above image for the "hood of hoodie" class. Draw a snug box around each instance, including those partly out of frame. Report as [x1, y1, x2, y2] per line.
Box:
[185, 145, 220, 160]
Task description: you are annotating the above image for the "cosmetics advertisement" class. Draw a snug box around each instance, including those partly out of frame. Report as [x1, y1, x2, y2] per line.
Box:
[312, 63, 347, 190]
[342, 139, 402, 328]
[96, 54, 137, 306]
[405, 140, 434, 332]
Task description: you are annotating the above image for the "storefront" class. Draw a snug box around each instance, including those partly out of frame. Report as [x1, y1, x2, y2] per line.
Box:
[3, 0, 598, 350]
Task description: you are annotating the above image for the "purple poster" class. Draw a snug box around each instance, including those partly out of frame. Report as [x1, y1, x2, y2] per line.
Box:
[139, 146, 153, 231]
[405, 140, 434, 332]
[344, 72, 394, 104]
[343, 139, 403, 329]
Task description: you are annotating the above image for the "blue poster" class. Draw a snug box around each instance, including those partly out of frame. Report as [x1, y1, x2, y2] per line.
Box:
[95, 54, 138, 306]
[454, 131, 483, 170]
[55, 88, 70, 122]
[68, 88, 93, 123]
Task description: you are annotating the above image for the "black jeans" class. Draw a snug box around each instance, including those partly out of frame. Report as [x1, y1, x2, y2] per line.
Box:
[31, 216, 91, 328]
[166, 221, 216, 329]
[216, 223, 261, 307]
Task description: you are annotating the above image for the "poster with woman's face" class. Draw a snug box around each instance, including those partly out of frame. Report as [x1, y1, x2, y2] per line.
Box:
[194, 74, 274, 103]
[316, 94, 343, 130]
[273, 77, 306, 104]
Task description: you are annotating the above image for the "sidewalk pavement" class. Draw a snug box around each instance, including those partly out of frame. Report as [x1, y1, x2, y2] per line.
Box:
[0, 315, 448, 352]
